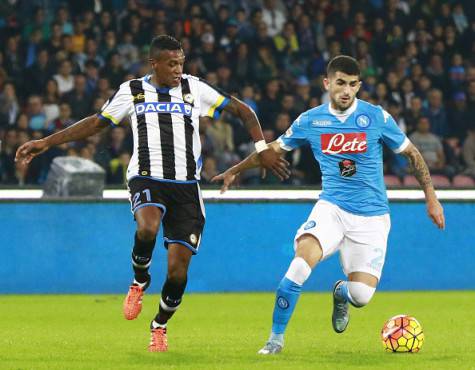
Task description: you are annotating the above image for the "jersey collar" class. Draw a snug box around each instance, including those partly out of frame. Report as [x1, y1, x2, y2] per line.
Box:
[328, 98, 358, 123]
[144, 74, 172, 94]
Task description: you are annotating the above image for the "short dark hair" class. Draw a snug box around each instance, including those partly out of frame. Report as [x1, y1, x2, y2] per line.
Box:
[327, 55, 360, 77]
[149, 35, 182, 58]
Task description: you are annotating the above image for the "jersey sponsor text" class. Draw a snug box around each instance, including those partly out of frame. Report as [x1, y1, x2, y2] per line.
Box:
[321, 133, 367, 154]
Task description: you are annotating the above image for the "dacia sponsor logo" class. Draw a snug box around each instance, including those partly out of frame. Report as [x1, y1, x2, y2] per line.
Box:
[135, 102, 192, 116]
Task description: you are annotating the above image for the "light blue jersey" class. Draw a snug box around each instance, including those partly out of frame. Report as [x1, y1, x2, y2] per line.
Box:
[277, 99, 409, 216]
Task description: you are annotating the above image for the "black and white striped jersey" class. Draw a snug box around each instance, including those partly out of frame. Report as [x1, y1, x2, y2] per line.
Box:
[98, 74, 230, 182]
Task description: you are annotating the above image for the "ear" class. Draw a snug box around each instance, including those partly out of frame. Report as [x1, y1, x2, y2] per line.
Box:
[323, 78, 330, 91]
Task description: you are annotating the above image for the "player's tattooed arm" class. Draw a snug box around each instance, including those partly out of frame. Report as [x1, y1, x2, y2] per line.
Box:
[401, 143, 433, 191]
[401, 142, 445, 229]
[15, 115, 109, 164]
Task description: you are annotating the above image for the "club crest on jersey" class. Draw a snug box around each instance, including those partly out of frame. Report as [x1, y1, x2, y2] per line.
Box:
[183, 93, 194, 105]
[355, 114, 371, 128]
[135, 102, 192, 116]
[321, 133, 367, 154]
[133, 93, 145, 101]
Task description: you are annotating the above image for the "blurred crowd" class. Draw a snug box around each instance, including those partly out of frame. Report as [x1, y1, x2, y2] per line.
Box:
[1, 0, 475, 187]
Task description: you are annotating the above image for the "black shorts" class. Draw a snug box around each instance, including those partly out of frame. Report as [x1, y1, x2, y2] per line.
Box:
[128, 177, 205, 254]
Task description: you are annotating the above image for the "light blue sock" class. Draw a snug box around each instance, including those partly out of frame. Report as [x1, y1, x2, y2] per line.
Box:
[271, 277, 302, 335]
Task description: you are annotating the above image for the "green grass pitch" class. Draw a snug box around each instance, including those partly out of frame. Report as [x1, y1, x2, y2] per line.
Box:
[1, 292, 474, 370]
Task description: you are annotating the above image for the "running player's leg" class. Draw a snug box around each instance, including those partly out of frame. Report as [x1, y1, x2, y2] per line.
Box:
[123, 206, 162, 320]
[258, 235, 322, 355]
[149, 243, 193, 352]
[124, 179, 165, 320]
[149, 182, 205, 352]
[133, 206, 162, 287]
[258, 200, 344, 354]
[332, 212, 390, 333]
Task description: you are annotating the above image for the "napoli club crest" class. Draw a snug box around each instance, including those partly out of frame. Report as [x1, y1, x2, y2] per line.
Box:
[356, 114, 371, 129]
[304, 220, 316, 230]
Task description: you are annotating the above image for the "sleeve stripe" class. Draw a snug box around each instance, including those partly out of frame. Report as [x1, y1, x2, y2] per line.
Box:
[393, 137, 410, 153]
[207, 96, 229, 119]
[98, 112, 120, 125]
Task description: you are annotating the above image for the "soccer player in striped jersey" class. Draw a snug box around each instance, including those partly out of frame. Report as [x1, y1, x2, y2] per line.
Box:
[15, 35, 289, 352]
[213, 55, 445, 355]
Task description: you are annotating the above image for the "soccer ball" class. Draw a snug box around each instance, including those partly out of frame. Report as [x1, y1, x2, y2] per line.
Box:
[381, 314, 424, 353]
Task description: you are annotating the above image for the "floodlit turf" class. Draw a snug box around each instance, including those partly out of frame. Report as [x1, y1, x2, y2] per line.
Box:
[1, 292, 474, 370]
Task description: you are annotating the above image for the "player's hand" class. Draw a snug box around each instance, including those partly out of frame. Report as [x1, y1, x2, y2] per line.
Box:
[211, 169, 238, 194]
[427, 198, 445, 229]
[15, 139, 49, 165]
[258, 149, 290, 181]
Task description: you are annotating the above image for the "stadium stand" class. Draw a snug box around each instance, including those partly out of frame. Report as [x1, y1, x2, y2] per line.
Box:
[1, 0, 474, 187]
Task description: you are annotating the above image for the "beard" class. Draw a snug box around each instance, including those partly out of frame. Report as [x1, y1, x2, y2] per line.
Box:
[332, 95, 355, 111]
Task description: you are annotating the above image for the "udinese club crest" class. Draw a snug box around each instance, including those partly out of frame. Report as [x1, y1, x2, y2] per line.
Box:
[183, 93, 194, 105]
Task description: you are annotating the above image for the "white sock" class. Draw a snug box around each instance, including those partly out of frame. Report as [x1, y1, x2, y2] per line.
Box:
[133, 279, 148, 288]
[151, 320, 167, 329]
[284, 257, 312, 285]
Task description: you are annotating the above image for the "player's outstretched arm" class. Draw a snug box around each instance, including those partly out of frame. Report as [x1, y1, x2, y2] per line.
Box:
[15, 115, 109, 164]
[211, 141, 289, 193]
[401, 143, 445, 229]
[223, 96, 288, 177]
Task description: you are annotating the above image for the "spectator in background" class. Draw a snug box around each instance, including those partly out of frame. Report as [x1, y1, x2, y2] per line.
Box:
[463, 125, 475, 178]
[293, 76, 311, 113]
[0, 81, 19, 127]
[410, 116, 448, 176]
[252, 44, 279, 86]
[107, 150, 130, 185]
[258, 79, 281, 129]
[232, 43, 253, 85]
[27, 95, 47, 131]
[53, 59, 75, 95]
[261, 0, 286, 38]
[404, 96, 424, 135]
[63, 74, 92, 119]
[76, 39, 105, 72]
[48, 102, 74, 132]
[240, 85, 258, 113]
[42, 79, 61, 124]
[84, 59, 100, 96]
[0, 128, 18, 183]
[24, 49, 53, 96]
[424, 88, 448, 137]
[449, 92, 470, 141]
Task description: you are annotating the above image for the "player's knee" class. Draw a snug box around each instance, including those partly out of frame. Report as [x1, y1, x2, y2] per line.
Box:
[136, 223, 159, 241]
[167, 269, 187, 285]
[347, 281, 376, 307]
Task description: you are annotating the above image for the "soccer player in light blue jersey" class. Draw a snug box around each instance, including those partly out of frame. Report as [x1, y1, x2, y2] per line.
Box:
[213, 56, 445, 355]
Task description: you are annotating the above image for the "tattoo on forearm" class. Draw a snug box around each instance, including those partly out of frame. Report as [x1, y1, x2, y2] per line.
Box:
[403, 147, 433, 190]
